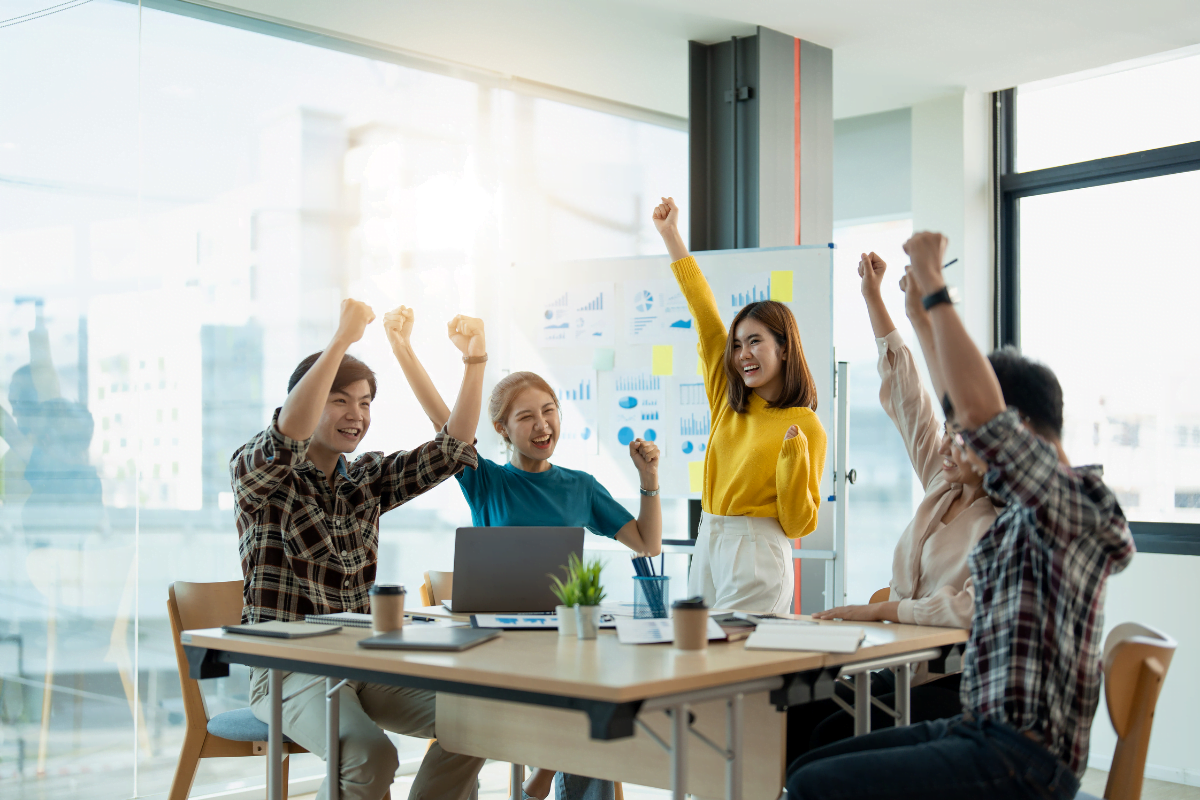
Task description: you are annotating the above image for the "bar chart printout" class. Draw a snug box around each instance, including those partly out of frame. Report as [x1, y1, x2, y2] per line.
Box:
[610, 371, 665, 448]
[537, 282, 614, 347]
[551, 366, 598, 454]
[676, 381, 710, 456]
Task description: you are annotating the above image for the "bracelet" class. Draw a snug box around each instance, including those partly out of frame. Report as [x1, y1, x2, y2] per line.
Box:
[462, 354, 488, 365]
[922, 286, 953, 311]
[639, 487, 660, 497]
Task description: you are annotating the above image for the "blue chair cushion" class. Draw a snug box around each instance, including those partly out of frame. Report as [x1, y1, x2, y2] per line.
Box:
[208, 707, 295, 743]
[1074, 792, 1104, 800]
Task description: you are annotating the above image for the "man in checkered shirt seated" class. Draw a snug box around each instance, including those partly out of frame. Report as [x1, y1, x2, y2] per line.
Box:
[786, 232, 1135, 800]
[231, 298, 489, 800]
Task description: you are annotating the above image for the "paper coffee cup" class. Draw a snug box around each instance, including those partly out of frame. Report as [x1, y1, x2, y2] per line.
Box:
[369, 584, 406, 633]
[672, 597, 708, 651]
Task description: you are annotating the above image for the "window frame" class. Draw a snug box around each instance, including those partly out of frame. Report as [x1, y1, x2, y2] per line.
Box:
[994, 86, 1200, 552]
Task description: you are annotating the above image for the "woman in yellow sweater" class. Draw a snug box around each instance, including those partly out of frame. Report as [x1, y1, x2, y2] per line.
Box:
[652, 197, 827, 613]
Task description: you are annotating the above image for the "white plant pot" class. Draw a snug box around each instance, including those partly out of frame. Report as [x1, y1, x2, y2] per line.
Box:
[575, 604, 601, 640]
[556, 605, 577, 637]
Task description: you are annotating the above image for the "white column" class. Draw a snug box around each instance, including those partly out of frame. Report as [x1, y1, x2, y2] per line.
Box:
[911, 91, 993, 348]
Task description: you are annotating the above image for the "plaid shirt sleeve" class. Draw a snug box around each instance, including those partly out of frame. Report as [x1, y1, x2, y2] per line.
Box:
[369, 428, 479, 513]
[229, 408, 312, 514]
[963, 408, 1134, 558]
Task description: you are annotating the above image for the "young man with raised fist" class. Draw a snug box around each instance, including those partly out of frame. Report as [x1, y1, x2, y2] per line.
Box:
[231, 298, 489, 800]
[786, 233, 1135, 800]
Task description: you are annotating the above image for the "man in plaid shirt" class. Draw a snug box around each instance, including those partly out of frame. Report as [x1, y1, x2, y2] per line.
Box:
[787, 232, 1135, 799]
[234, 298, 489, 800]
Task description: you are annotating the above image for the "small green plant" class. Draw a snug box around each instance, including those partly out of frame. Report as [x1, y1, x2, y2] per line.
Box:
[549, 553, 607, 606]
[549, 564, 580, 607]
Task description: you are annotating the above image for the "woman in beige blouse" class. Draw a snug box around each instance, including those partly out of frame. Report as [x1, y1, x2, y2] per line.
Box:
[787, 250, 997, 763]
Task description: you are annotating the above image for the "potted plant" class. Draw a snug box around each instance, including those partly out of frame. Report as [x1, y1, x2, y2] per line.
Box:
[549, 566, 580, 637]
[571, 554, 606, 640]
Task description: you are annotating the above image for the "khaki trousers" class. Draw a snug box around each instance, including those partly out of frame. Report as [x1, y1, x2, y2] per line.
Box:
[249, 668, 484, 800]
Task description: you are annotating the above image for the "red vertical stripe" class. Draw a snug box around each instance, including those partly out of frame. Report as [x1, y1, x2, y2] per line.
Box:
[792, 37, 804, 614]
[793, 36, 802, 247]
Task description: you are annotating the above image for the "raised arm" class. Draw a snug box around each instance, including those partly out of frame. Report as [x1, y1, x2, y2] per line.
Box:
[902, 233, 1005, 430]
[277, 299, 374, 441]
[652, 196, 728, 407]
[385, 306, 452, 432]
[859, 252, 897, 339]
[615, 438, 663, 556]
[443, 315, 486, 444]
[865, 253, 943, 488]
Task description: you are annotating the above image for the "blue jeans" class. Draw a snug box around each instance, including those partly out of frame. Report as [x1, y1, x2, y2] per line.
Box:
[786, 715, 1079, 800]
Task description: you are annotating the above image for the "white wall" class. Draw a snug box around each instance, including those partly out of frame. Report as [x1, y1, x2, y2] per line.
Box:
[1089, 552, 1200, 785]
[833, 108, 911, 223]
[911, 91, 993, 348]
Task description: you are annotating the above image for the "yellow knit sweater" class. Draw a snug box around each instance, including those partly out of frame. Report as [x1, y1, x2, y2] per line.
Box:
[672, 256, 827, 539]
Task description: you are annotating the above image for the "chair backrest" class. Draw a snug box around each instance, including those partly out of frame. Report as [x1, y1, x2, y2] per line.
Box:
[423, 571, 453, 606]
[167, 581, 245, 727]
[1101, 622, 1177, 800]
[869, 587, 891, 605]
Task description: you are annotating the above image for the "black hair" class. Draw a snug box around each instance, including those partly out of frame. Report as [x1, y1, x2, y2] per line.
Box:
[288, 352, 377, 399]
[986, 346, 1063, 438]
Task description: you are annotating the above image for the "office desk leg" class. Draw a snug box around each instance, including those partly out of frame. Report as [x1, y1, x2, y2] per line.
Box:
[726, 694, 743, 800]
[670, 703, 689, 800]
[327, 678, 341, 800]
[268, 669, 283, 800]
[895, 664, 911, 727]
[510, 763, 524, 800]
[853, 673, 870, 737]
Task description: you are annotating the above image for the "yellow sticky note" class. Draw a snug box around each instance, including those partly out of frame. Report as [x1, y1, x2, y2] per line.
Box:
[652, 345, 674, 376]
[770, 270, 794, 302]
[688, 461, 705, 493]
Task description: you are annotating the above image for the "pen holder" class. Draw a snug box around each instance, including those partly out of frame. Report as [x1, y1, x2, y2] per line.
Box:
[633, 576, 670, 619]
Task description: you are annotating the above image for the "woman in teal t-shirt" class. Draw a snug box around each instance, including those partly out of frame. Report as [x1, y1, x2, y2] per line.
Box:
[387, 307, 661, 800]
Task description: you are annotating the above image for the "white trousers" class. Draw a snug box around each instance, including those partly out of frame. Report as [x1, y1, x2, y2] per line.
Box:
[688, 513, 794, 614]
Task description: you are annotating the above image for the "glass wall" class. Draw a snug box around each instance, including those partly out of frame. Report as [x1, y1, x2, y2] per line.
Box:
[0, 2, 687, 796]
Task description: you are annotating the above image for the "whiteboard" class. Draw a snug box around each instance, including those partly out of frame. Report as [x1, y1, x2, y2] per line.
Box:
[494, 245, 835, 555]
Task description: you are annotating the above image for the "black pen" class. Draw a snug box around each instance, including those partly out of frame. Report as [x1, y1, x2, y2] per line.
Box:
[942, 258, 958, 269]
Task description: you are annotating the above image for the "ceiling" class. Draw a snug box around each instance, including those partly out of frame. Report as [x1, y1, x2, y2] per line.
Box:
[197, 0, 1200, 120]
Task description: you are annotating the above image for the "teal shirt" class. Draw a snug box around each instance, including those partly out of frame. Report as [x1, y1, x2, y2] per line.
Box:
[455, 456, 634, 538]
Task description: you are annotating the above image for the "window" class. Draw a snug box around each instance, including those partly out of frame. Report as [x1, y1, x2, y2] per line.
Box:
[998, 51, 1200, 530]
[0, 1, 686, 796]
[833, 218, 922, 605]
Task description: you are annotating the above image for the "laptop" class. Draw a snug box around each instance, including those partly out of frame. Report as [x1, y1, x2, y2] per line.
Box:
[449, 527, 586, 613]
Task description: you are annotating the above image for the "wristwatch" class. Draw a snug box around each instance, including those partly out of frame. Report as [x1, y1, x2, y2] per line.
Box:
[639, 487, 660, 497]
[922, 286, 953, 311]
[462, 354, 488, 365]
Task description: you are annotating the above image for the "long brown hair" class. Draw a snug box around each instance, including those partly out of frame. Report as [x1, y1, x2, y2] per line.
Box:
[488, 371, 560, 445]
[723, 301, 817, 413]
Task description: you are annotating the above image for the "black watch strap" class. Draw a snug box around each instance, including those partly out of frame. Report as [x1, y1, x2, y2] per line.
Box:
[922, 286, 953, 311]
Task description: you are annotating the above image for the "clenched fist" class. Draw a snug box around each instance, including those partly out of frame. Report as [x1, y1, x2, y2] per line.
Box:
[858, 252, 887, 299]
[447, 315, 486, 358]
[629, 438, 660, 485]
[335, 298, 375, 345]
[383, 305, 415, 354]
[651, 196, 680, 235]
[902, 232, 948, 294]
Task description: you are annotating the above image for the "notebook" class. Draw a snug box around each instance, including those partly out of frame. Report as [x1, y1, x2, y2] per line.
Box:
[221, 621, 343, 639]
[357, 627, 500, 652]
[743, 624, 865, 654]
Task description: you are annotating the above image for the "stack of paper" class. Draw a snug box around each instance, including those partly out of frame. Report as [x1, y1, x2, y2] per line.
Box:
[744, 624, 865, 654]
[614, 617, 727, 645]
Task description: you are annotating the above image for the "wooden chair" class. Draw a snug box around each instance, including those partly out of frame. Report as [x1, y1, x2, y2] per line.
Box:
[1077, 622, 1177, 800]
[868, 587, 891, 604]
[167, 581, 310, 800]
[420, 570, 454, 607]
